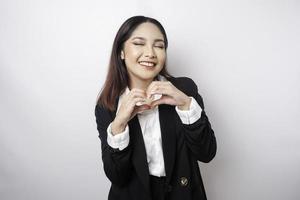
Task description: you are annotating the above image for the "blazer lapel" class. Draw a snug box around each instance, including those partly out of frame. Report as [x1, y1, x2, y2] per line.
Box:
[159, 104, 177, 184]
[113, 95, 151, 196]
[112, 92, 177, 193]
[128, 116, 151, 196]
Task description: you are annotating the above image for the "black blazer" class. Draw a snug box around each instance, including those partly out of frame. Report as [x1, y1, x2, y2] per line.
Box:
[95, 76, 217, 200]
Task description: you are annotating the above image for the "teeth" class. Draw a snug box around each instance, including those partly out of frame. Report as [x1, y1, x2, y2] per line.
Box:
[139, 61, 155, 67]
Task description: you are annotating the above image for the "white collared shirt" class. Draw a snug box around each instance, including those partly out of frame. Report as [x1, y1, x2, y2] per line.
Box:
[106, 75, 202, 177]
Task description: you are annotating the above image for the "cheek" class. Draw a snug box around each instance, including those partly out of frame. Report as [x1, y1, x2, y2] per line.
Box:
[125, 47, 141, 59]
[158, 52, 166, 64]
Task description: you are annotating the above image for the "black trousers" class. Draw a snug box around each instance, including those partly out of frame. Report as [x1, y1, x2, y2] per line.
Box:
[149, 175, 168, 200]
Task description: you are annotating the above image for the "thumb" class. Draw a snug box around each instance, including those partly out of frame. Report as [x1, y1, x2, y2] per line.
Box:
[151, 98, 165, 108]
[131, 104, 151, 118]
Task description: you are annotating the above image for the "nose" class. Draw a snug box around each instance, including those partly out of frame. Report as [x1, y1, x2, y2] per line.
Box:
[144, 45, 157, 58]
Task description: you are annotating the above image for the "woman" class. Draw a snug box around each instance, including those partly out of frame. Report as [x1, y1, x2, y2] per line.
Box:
[95, 16, 217, 200]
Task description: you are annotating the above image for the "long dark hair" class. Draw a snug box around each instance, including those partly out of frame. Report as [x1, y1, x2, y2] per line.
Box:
[96, 16, 173, 111]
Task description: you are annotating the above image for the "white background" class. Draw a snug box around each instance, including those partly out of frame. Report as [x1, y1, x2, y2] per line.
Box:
[1, 0, 300, 199]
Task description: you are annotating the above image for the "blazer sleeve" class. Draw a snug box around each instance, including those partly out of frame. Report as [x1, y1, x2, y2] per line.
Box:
[180, 78, 217, 163]
[95, 104, 133, 186]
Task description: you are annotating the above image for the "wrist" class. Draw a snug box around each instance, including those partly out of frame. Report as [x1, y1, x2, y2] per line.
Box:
[111, 119, 126, 135]
[178, 97, 192, 110]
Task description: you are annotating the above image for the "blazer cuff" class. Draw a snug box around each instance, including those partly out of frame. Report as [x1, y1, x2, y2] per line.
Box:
[107, 123, 130, 151]
[175, 97, 202, 124]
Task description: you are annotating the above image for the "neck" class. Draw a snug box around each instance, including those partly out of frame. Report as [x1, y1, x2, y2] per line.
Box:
[128, 76, 159, 91]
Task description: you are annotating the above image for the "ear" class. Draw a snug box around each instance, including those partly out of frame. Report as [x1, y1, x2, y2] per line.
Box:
[121, 50, 125, 60]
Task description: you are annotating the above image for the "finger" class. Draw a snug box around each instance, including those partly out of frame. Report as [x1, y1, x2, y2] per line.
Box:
[119, 96, 147, 118]
[128, 90, 154, 106]
[148, 81, 172, 90]
[131, 97, 146, 106]
[146, 81, 161, 98]
[131, 104, 151, 118]
[150, 86, 173, 98]
[122, 97, 144, 111]
[150, 98, 166, 108]
[151, 96, 177, 107]
[148, 81, 174, 98]
[136, 104, 151, 112]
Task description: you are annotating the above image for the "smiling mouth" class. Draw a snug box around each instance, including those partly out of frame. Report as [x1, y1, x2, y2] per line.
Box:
[138, 61, 156, 67]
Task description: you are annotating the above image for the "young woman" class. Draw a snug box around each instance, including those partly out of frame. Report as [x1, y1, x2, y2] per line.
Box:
[95, 16, 217, 200]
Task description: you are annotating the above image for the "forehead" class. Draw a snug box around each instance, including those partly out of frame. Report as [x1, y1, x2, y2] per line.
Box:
[129, 22, 164, 41]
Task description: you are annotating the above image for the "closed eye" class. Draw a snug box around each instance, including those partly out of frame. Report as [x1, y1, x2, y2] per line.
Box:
[155, 45, 164, 49]
[154, 42, 165, 49]
[133, 42, 144, 46]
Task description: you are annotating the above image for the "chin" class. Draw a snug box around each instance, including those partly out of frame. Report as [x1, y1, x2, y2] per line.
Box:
[140, 72, 160, 80]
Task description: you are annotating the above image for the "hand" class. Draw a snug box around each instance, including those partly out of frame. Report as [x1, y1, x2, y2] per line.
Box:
[146, 81, 192, 110]
[112, 89, 151, 135]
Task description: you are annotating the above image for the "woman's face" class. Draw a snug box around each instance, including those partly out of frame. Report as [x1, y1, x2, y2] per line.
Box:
[121, 22, 166, 85]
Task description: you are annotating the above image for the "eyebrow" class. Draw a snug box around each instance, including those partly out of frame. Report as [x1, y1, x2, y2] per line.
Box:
[131, 36, 165, 43]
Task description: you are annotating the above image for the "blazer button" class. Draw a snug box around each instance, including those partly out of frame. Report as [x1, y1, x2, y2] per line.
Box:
[180, 177, 188, 186]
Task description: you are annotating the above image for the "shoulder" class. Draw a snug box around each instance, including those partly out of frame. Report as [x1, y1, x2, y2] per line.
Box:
[166, 76, 198, 96]
[94, 103, 115, 128]
[166, 76, 205, 108]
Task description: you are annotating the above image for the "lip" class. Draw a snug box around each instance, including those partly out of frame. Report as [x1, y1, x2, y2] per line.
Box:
[138, 61, 157, 67]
